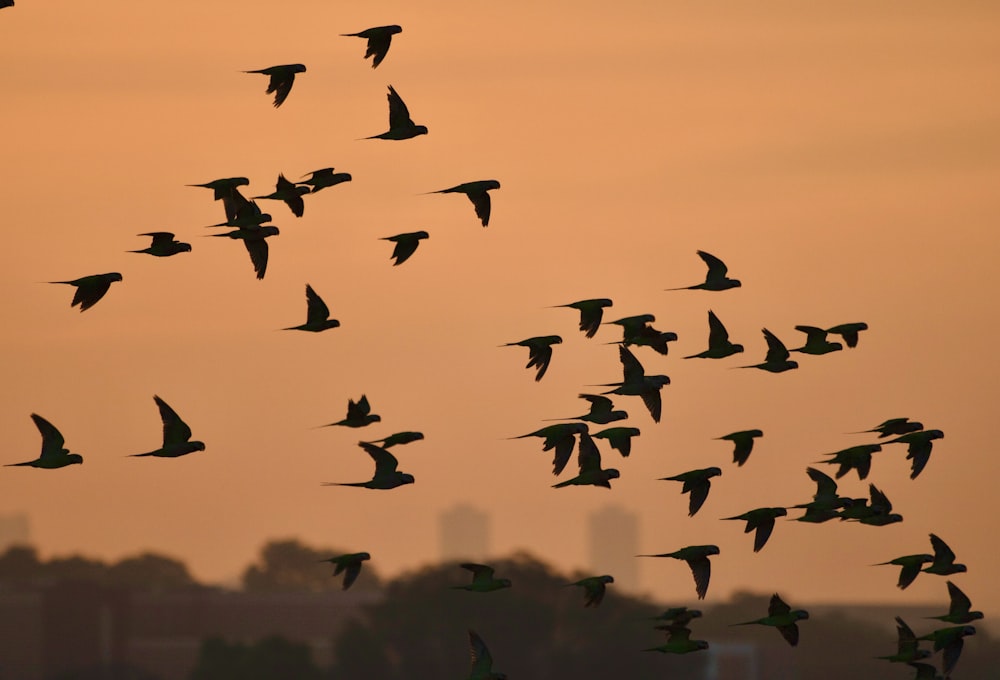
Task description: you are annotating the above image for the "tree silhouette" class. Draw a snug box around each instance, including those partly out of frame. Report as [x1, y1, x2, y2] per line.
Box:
[189, 635, 322, 680]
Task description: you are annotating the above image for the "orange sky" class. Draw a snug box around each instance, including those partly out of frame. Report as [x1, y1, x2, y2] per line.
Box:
[1, 0, 998, 617]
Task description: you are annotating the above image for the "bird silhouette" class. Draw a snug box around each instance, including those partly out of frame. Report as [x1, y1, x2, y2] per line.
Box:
[716, 429, 763, 466]
[547, 394, 628, 424]
[592, 426, 640, 458]
[427, 180, 500, 227]
[254, 173, 310, 217]
[341, 25, 402, 68]
[739, 328, 798, 372]
[187, 177, 250, 222]
[451, 563, 512, 592]
[511, 422, 588, 475]
[595, 345, 669, 422]
[638, 545, 719, 600]
[922, 534, 967, 576]
[362, 431, 424, 449]
[129, 396, 205, 458]
[566, 574, 614, 607]
[792, 467, 853, 523]
[365, 85, 427, 140]
[467, 630, 506, 680]
[816, 443, 882, 480]
[129, 232, 191, 257]
[49, 273, 122, 312]
[643, 623, 709, 654]
[826, 322, 868, 348]
[918, 625, 976, 676]
[660, 467, 722, 517]
[502, 335, 562, 381]
[211, 225, 279, 280]
[685, 310, 744, 359]
[381, 231, 429, 266]
[552, 431, 620, 489]
[283, 284, 340, 332]
[885, 429, 944, 479]
[852, 417, 924, 438]
[791, 325, 843, 355]
[299, 168, 352, 194]
[874, 553, 933, 590]
[666, 251, 741, 291]
[244, 64, 306, 108]
[732, 593, 809, 646]
[318, 552, 371, 590]
[6, 414, 83, 468]
[322, 442, 414, 489]
[322, 395, 381, 428]
[876, 616, 932, 663]
[550, 298, 613, 338]
[927, 581, 983, 624]
[722, 507, 788, 552]
[840, 483, 902, 526]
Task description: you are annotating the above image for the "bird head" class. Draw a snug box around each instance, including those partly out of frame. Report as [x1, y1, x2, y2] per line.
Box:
[67, 454, 84, 465]
[400, 473, 415, 485]
[179, 243, 193, 253]
[606, 469, 621, 479]
[192, 442, 207, 452]
[414, 125, 429, 136]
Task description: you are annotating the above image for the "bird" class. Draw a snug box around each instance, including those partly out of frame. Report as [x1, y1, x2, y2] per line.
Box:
[732, 593, 809, 646]
[451, 563, 512, 592]
[922, 534, 967, 576]
[365, 85, 427, 140]
[510, 422, 588, 476]
[548, 394, 628, 425]
[852, 418, 925, 438]
[502, 335, 562, 381]
[791, 325, 843, 355]
[826, 322, 868, 348]
[254, 173, 310, 217]
[927, 581, 983, 624]
[6, 414, 83, 468]
[842, 484, 902, 526]
[722, 507, 788, 552]
[283, 284, 340, 332]
[602, 314, 678, 355]
[341, 25, 402, 68]
[873, 553, 933, 590]
[877, 616, 932, 663]
[816, 443, 882, 480]
[592, 426, 640, 458]
[885, 429, 944, 480]
[299, 168, 352, 194]
[129, 232, 192, 257]
[739, 329, 798, 372]
[322, 442, 414, 490]
[792, 467, 852, 523]
[244, 64, 306, 108]
[49, 273, 122, 312]
[381, 231, 429, 266]
[467, 630, 506, 680]
[918, 625, 976, 676]
[318, 552, 371, 590]
[322, 395, 381, 428]
[594, 344, 669, 422]
[207, 196, 272, 230]
[717, 429, 763, 466]
[129, 396, 205, 458]
[650, 607, 703, 626]
[666, 251, 741, 291]
[643, 624, 709, 654]
[550, 298, 613, 338]
[552, 431, 620, 489]
[685, 310, 744, 359]
[362, 431, 424, 449]
[211, 225, 279, 280]
[566, 575, 614, 607]
[638, 545, 719, 600]
[660, 467, 722, 517]
[187, 177, 250, 223]
[427, 180, 500, 227]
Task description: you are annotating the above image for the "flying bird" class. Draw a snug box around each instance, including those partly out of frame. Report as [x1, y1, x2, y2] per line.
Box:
[922, 534, 967, 576]
[299, 168, 352, 194]
[717, 429, 763, 466]
[365, 85, 427, 140]
[722, 507, 788, 552]
[685, 310, 744, 359]
[874, 553, 933, 590]
[885, 429, 944, 479]
[602, 314, 677, 354]
[841, 483, 902, 526]
[595, 344, 669, 422]
[467, 630, 506, 680]
[362, 431, 424, 448]
[427, 180, 500, 227]
[650, 607, 703, 627]
[322, 395, 381, 428]
[552, 431, 620, 489]
[451, 563, 512, 592]
[187, 177, 250, 222]
[877, 616, 932, 663]
[732, 594, 809, 646]
[322, 442, 414, 489]
[129, 232, 192, 257]
[918, 625, 976, 676]
[550, 298, 613, 338]
[318, 552, 371, 590]
[666, 251, 741, 291]
[49, 273, 123, 312]
[211, 224, 279, 280]
[660, 467, 722, 517]
[638, 545, 719, 600]
[592, 426, 640, 458]
[381, 231, 429, 266]
[283, 284, 340, 332]
[511, 422, 588, 476]
[502, 335, 562, 381]
[791, 325, 843, 355]
[927, 581, 983, 624]
[792, 467, 852, 523]
[342, 25, 402, 68]
[6, 414, 82, 468]
[254, 173, 310, 217]
[548, 394, 628, 424]
[739, 329, 798, 372]
[566, 574, 614, 607]
[643, 624, 709, 654]
[852, 417, 924, 438]
[244, 64, 306, 108]
[816, 443, 882, 480]
[826, 322, 868, 348]
[129, 396, 205, 458]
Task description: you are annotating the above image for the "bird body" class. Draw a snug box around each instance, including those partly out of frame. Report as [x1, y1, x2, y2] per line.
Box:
[428, 180, 500, 227]
[739, 329, 798, 372]
[817, 444, 882, 480]
[685, 310, 743, 359]
[643, 624, 709, 654]
[826, 322, 868, 348]
[130, 232, 191, 257]
[791, 325, 843, 355]
[381, 231, 429, 266]
[342, 25, 402, 68]
[723, 507, 787, 552]
[877, 616, 931, 663]
[638, 545, 719, 600]
[552, 298, 613, 338]
[667, 251, 741, 291]
[284, 284, 340, 332]
[318, 552, 371, 590]
[660, 467, 722, 516]
[129, 396, 205, 458]
[596, 345, 668, 422]
[874, 554, 934, 590]
[732, 593, 809, 646]
[923, 534, 967, 575]
[511, 422, 588, 476]
[854, 417, 924, 438]
[502, 335, 562, 381]
[212, 225, 279, 280]
[49, 273, 122, 311]
[717, 429, 763, 466]
[918, 625, 976, 675]
[363, 431, 424, 449]
[886, 429, 944, 479]
[244, 64, 306, 107]
[549, 394, 627, 424]
[300, 168, 352, 193]
[6, 415, 83, 468]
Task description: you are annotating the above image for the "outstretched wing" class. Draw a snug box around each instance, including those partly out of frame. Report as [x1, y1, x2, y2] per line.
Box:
[359, 442, 399, 475]
[387, 85, 413, 128]
[304, 284, 331, 324]
[468, 630, 494, 676]
[32, 414, 68, 460]
[762, 329, 790, 362]
[154, 395, 193, 446]
[697, 250, 728, 281]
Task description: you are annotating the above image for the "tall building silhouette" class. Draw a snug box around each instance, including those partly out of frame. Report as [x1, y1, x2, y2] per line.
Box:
[0, 513, 30, 552]
[439, 504, 490, 562]
[588, 505, 638, 592]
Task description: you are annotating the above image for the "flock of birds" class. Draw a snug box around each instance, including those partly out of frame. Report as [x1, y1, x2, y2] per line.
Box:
[5, 7, 981, 680]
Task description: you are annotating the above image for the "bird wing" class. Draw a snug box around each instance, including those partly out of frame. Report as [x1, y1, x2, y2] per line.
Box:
[550, 433, 576, 476]
[687, 479, 711, 516]
[359, 442, 399, 475]
[576, 431, 602, 474]
[526, 344, 554, 381]
[696, 250, 729, 281]
[268, 73, 295, 108]
[461, 563, 495, 581]
[146, 232, 176, 247]
[687, 556, 712, 600]
[947, 581, 972, 616]
[32, 414, 67, 460]
[868, 484, 892, 513]
[805, 467, 838, 502]
[895, 616, 919, 654]
[387, 85, 413, 128]
[342, 560, 363, 590]
[583, 579, 606, 606]
[929, 534, 956, 565]
[154, 396, 193, 446]
[777, 622, 800, 647]
[752, 518, 776, 552]
[389, 236, 420, 265]
[468, 630, 494, 676]
[618, 344, 645, 384]
[366, 34, 393, 68]
[762, 329, 790, 362]
[707, 310, 732, 348]
[580, 393, 613, 415]
[304, 285, 331, 324]
[768, 593, 791, 618]
[468, 190, 492, 226]
[243, 238, 269, 280]
[347, 395, 371, 419]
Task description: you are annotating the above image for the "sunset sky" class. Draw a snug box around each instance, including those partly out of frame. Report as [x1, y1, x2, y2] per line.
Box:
[2, 0, 998, 619]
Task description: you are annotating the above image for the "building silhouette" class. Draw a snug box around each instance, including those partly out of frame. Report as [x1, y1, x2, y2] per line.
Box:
[0, 514, 30, 553]
[588, 505, 639, 592]
[439, 504, 490, 562]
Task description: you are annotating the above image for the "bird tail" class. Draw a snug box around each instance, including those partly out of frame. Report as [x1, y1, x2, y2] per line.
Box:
[551, 480, 573, 488]
[4, 462, 33, 467]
